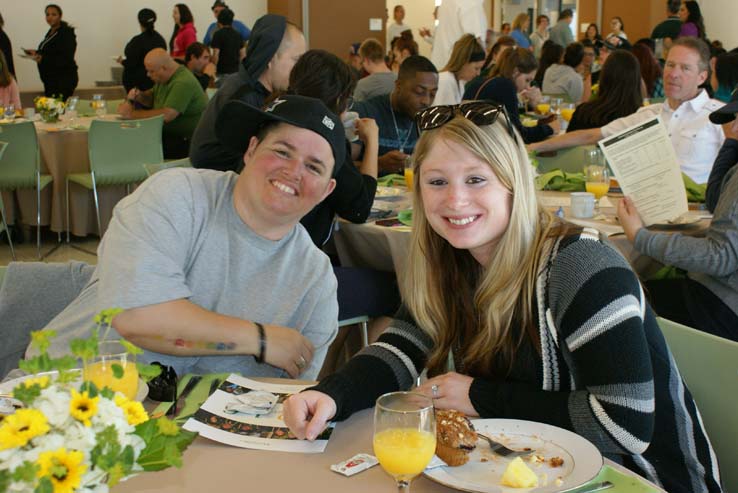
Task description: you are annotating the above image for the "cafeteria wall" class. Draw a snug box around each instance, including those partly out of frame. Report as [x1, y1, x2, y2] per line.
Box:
[701, 0, 738, 50]
[2, 0, 267, 92]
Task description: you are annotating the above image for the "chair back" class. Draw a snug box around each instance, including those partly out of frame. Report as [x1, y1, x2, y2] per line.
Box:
[0, 121, 41, 189]
[143, 158, 192, 177]
[657, 317, 738, 493]
[535, 144, 597, 174]
[88, 116, 164, 186]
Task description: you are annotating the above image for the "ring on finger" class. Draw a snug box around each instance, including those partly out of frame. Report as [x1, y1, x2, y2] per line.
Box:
[295, 355, 307, 370]
[431, 384, 439, 398]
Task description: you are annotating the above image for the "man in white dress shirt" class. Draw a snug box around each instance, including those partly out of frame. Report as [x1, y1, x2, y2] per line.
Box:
[430, 0, 487, 71]
[529, 37, 725, 184]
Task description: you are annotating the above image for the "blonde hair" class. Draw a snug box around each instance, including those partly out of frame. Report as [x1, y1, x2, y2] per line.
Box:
[404, 116, 561, 377]
[512, 13, 530, 31]
[441, 34, 485, 74]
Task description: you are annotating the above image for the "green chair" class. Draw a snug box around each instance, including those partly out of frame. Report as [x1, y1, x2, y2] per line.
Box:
[143, 158, 192, 177]
[657, 317, 738, 493]
[66, 115, 163, 240]
[0, 122, 53, 259]
[0, 142, 15, 261]
[535, 144, 597, 174]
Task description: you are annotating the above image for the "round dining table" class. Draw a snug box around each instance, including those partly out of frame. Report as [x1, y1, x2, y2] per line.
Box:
[1, 116, 128, 238]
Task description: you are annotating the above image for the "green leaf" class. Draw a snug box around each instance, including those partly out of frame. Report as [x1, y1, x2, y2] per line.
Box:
[0, 470, 10, 493]
[80, 381, 99, 397]
[119, 339, 144, 356]
[70, 334, 99, 361]
[111, 363, 124, 379]
[35, 477, 53, 493]
[11, 461, 38, 482]
[11, 383, 43, 405]
[136, 362, 162, 382]
[100, 387, 115, 400]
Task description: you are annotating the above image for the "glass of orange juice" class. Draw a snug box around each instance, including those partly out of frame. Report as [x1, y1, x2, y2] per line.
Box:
[584, 165, 610, 212]
[84, 341, 139, 400]
[535, 95, 550, 115]
[404, 156, 414, 191]
[560, 103, 575, 122]
[373, 392, 435, 492]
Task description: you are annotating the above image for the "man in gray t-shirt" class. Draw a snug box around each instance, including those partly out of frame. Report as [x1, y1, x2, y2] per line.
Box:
[39, 95, 347, 380]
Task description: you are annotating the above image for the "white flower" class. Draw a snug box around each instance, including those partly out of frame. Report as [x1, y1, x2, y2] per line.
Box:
[35, 386, 72, 427]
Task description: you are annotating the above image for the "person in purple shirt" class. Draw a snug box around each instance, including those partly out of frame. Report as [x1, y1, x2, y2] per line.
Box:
[678, 1, 706, 39]
[204, 1, 250, 46]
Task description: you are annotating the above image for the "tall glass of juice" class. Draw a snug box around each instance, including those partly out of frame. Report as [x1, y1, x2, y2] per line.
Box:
[404, 156, 414, 191]
[84, 341, 139, 400]
[584, 165, 610, 212]
[373, 392, 435, 492]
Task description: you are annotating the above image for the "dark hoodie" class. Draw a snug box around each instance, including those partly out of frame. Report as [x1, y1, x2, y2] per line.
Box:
[190, 14, 288, 171]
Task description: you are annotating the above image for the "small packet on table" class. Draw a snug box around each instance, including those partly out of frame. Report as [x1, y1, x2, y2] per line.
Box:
[331, 453, 379, 476]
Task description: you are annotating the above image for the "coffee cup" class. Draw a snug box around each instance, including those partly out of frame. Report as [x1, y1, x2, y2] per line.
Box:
[342, 111, 359, 142]
[570, 192, 595, 218]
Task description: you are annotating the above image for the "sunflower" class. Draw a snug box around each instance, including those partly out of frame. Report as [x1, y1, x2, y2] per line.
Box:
[19, 375, 51, 390]
[36, 447, 87, 493]
[114, 394, 148, 426]
[69, 389, 99, 427]
[0, 409, 50, 450]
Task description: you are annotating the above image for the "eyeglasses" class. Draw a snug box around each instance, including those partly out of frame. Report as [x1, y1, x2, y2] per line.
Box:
[414, 101, 518, 143]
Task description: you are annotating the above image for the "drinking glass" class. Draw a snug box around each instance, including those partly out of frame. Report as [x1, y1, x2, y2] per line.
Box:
[584, 164, 610, 212]
[64, 96, 79, 127]
[3, 104, 15, 121]
[404, 156, 414, 192]
[95, 99, 107, 118]
[536, 95, 550, 115]
[551, 97, 563, 116]
[83, 341, 139, 399]
[560, 103, 575, 123]
[373, 392, 435, 492]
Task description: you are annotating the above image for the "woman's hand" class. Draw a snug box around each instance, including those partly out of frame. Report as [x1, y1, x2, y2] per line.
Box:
[521, 86, 542, 107]
[417, 372, 478, 416]
[283, 390, 337, 440]
[616, 196, 644, 242]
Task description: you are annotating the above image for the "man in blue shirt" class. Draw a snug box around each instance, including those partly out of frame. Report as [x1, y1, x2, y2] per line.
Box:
[354, 55, 438, 174]
[204, 1, 251, 46]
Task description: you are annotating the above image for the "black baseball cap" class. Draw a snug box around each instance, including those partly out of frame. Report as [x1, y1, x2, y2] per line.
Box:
[709, 87, 738, 124]
[216, 95, 346, 176]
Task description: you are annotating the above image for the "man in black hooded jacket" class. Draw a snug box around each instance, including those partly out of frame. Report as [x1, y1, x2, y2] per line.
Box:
[190, 14, 306, 171]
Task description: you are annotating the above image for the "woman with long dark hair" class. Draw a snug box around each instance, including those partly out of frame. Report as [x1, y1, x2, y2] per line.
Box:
[464, 47, 559, 143]
[121, 8, 167, 92]
[585, 23, 602, 43]
[631, 42, 663, 98]
[532, 40, 563, 88]
[0, 12, 15, 78]
[25, 4, 78, 99]
[679, 1, 706, 39]
[567, 50, 642, 132]
[711, 52, 738, 102]
[170, 3, 196, 59]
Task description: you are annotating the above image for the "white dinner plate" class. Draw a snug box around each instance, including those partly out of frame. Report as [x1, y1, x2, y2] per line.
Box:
[0, 370, 149, 402]
[424, 419, 603, 493]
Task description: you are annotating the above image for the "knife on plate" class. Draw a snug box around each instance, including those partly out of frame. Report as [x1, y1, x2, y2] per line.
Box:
[565, 481, 613, 493]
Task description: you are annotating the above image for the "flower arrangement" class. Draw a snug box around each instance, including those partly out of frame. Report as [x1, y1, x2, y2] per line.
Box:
[33, 96, 66, 123]
[0, 309, 197, 493]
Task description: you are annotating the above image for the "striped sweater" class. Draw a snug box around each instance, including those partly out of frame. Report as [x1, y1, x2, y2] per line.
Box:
[315, 230, 722, 493]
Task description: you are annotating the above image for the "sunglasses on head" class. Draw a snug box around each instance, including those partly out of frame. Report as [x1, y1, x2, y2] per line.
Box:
[414, 100, 519, 143]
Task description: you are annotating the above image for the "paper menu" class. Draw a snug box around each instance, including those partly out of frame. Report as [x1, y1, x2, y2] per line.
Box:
[183, 374, 334, 453]
[597, 117, 688, 226]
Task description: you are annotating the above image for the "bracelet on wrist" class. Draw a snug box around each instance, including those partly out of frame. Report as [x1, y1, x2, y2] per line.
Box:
[254, 322, 266, 363]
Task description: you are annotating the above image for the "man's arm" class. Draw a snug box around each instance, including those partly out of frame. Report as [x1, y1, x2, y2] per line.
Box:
[527, 127, 602, 153]
[113, 299, 314, 378]
[118, 101, 179, 123]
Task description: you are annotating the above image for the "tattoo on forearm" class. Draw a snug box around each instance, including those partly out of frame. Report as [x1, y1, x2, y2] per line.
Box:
[172, 338, 237, 351]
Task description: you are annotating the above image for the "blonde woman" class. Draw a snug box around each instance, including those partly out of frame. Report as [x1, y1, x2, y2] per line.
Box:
[510, 13, 532, 50]
[284, 103, 722, 493]
[432, 34, 485, 105]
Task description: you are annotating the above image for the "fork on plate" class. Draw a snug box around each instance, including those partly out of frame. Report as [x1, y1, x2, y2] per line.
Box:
[477, 433, 534, 458]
